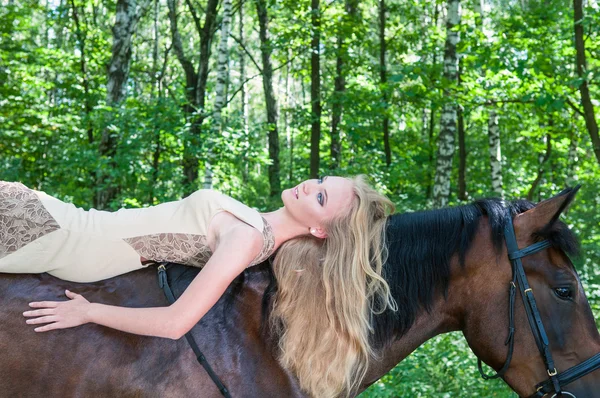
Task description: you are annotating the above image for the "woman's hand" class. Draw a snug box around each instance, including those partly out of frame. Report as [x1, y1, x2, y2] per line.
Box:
[23, 290, 91, 332]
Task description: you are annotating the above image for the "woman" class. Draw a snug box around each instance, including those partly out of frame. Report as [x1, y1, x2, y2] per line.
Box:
[4, 176, 396, 397]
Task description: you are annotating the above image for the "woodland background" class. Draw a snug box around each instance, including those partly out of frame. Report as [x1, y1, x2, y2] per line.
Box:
[1, 0, 599, 395]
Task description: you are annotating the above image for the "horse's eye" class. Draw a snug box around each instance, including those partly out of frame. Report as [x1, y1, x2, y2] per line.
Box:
[554, 287, 573, 300]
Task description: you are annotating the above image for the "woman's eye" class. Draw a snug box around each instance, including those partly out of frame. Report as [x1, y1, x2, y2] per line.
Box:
[317, 192, 323, 206]
[554, 287, 573, 300]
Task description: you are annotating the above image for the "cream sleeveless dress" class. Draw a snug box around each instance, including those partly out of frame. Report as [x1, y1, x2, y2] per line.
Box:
[0, 181, 275, 283]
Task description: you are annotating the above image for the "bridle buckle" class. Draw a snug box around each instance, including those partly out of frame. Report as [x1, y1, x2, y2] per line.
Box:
[548, 367, 558, 377]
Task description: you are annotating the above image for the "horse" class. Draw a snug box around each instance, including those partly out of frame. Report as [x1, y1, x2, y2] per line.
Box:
[1, 187, 598, 397]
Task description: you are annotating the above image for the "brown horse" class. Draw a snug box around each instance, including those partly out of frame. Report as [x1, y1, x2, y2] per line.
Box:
[1, 188, 598, 397]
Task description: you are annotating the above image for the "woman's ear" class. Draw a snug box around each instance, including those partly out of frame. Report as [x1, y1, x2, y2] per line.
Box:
[310, 227, 328, 239]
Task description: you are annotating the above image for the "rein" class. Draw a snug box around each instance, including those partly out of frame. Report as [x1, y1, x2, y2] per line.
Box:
[477, 209, 600, 397]
[157, 263, 232, 398]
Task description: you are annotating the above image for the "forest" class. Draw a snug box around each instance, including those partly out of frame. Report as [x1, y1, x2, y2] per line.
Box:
[1, 0, 599, 396]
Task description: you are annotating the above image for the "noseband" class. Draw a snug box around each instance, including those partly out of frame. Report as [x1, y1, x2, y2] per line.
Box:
[477, 209, 600, 397]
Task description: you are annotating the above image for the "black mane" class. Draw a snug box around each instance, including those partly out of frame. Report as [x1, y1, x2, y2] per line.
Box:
[258, 190, 580, 350]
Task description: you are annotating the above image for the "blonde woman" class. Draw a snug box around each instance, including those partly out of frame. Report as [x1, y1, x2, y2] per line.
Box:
[3, 176, 396, 397]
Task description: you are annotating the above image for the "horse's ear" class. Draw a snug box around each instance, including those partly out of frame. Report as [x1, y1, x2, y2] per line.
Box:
[514, 185, 581, 240]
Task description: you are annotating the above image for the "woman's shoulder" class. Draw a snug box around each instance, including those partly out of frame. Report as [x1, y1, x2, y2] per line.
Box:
[192, 189, 265, 233]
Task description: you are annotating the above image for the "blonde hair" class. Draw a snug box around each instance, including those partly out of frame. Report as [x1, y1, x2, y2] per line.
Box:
[270, 175, 397, 397]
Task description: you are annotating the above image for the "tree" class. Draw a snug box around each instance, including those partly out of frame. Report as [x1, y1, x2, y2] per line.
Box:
[379, 0, 391, 167]
[96, 0, 151, 209]
[330, 0, 358, 170]
[256, 0, 281, 197]
[433, 0, 461, 207]
[488, 110, 503, 197]
[166, 0, 219, 195]
[573, 0, 600, 165]
[204, 0, 232, 189]
[309, 0, 321, 178]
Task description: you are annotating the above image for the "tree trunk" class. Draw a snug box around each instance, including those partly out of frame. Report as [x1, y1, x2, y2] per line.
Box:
[573, 0, 600, 165]
[330, 0, 358, 170]
[379, 0, 391, 167]
[457, 106, 466, 200]
[433, 0, 461, 208]
[488, 110, 504, 198]
[69, 0, 93, 145]
[425, 2, 439, 201]
[239, 1, 249, 183]
[330, 32, 343, 170]
[566, 126, 579, 187]
[96, 0, 150, 209]
[203, 0, 232, 189]
[457, 56, 466, 201]
[309, 0, 321, 179]
[426, 106, 436, 200]
[287, 52, 294, 183]
[149, 0, 161, 204]
[167, 0, 219, 196]
[527, 133, 551, 201]
[256, 0, 281, 197]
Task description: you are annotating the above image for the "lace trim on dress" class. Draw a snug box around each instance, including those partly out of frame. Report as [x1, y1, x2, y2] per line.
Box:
[0, 181, 60, 259]
[124, 217, 275, 269]
[248, 217, 275, 267]
[123, 233, 213, 268]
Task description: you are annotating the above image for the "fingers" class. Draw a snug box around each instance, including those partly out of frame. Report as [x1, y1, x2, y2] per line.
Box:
[23, 308, 55, 317]
[33, 323, 61, 332]
[25, 315, 58, 325]
[65, 289, 77, 298]
[28, 301, 59, 308]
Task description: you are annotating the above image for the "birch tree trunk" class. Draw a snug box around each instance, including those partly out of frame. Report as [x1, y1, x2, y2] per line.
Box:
[573, 0, 600, 165]
[239, 2, 250, 183]
[425, 2, 440, 201]
[256, 0, 281, 197]
[488, 110, 504, 197]
[203, 0, 232, 189]
[96, 0, 150, 209]
[309, 0, 321, 178]
[433, 0, 461, 208]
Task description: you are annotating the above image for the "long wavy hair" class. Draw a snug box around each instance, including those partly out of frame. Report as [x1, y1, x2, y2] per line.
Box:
[269, 175, 397, 397]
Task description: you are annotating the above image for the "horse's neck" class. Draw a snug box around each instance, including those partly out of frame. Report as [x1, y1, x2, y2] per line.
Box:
[361, 294, 455, 388]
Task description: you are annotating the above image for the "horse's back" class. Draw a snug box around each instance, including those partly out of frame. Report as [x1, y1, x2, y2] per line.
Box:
[0, 266, 303, 397]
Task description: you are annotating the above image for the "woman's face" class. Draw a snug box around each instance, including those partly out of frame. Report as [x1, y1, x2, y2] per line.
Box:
[281, 176, 355, 237]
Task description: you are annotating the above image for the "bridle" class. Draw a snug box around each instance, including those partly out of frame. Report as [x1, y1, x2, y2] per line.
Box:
[477, 208, 600, 397]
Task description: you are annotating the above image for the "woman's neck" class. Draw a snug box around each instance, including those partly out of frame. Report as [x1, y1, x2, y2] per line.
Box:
[260, 208, 309, 250]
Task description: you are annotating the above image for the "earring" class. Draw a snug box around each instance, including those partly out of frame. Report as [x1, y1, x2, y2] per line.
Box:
[310, 228, 316, 234]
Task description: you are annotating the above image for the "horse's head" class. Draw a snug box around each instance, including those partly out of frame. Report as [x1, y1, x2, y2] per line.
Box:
[461, 188, 600, 397]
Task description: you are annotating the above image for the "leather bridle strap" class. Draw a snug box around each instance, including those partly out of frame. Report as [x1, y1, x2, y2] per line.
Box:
[504, 209, 562, 395]
[157, 263, 232, 398]
[529, 353, 600, 398]
[508, 240, 553, 261]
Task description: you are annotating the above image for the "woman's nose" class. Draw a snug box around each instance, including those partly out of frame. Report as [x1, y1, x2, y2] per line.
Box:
[305, 179, 319, 194]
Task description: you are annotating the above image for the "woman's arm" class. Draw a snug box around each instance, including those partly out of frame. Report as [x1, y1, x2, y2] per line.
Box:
[24, 224, 264, 339]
